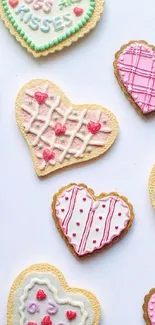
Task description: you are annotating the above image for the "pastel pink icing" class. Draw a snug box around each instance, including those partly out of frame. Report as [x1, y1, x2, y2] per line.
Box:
[56, 185, 131, 256]
[21, 84, 112, 170]
[117, 42, 155, 114]
[148, 294, 155, 324]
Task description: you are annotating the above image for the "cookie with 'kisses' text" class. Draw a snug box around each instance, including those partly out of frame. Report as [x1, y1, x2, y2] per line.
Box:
[114, 40, 155, 116]
[143, 289, 155, 325]
[16, 79, 118, 177]
[7, 264, 100, 325]
[0, 0, 104, 57]
[52, 183, 134, 258]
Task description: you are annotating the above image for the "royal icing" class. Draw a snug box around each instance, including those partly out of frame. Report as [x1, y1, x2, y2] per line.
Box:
[116, 42, 155, 114]
[1, 0, 96, 53]
[55, 185, 132, 256]
[13, 271, 95, 325]
[19, 82, 114, 174]
[148, 293, 155, 324]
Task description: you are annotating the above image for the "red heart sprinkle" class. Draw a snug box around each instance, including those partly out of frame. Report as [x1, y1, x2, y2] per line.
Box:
[34, 92, 48, 105]
[66, 310, 77, 321]
[9, 0, 19, 7]
[73, 7, 84, 16]
[36, 290, 47, 300]
[28, 322, 38, 325]
[115, 226, 118, 230]
[54, 122, 66, 136]
[42, 149, 55, 162]
[41, 316, 52, 325]
[87, 121, 101, 134]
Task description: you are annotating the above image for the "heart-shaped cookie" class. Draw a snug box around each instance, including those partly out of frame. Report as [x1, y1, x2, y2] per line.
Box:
[149, 165, 155, 211]
[143, 289, 155, 325]
[7, 264, 100, 325]
[16, 79, 118, 177]
[0, 0, 104, 57]
[114, 40, 155, 116]
[52, 183, 134, 257]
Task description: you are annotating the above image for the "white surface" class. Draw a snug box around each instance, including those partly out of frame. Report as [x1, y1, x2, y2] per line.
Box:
[1, 0, 155, 324]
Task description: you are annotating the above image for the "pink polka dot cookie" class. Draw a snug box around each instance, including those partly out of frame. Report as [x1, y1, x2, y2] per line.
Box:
[7, 264, 100, 325]
[143, 289, 155, 325]
[114, 40, 155, 116]
[16, 79, 118, 177]
[52, 183, 134, 258]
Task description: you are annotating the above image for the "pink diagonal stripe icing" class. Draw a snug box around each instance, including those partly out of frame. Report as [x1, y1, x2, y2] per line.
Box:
[117, 42, 155, 114]
[148, 293, 155, 324]
[62, 187, 79, 234]
[77, 200, 94, 255]
[99, 198, 117, 247]
[56, 185, 131, 256]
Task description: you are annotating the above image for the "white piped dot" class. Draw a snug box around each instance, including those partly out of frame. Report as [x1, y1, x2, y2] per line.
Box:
[124, 78, 128, 83]
[150, 313, 153, 317]
[120, 55, 124, 61]
[153, 57, 155, 61]
[150, 306, 154, 310]
[133, 94, 138, 99]
[152, 299, 155, 303]
[121, 71, 125, 76]
[138, 102, 142, 106]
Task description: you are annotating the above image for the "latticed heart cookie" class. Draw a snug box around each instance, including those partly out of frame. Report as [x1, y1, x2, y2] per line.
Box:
[114, 41, 155, 116]
[143, 289, 155, 325]
[0, 0, 104, 57]
[16, 79, 118, 177]
[52, 183, 134, 257]
[7, 263, 100, 325]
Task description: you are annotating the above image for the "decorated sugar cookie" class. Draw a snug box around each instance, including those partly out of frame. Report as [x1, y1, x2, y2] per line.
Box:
[0, 0, 104, 57]
[149, 165, 155, 211]
[114, 41, 155, 116]
[7, 264, 100, 325]
[143, 289, 155, 325]
[52, 183, 134, 257]
[16, 79, 118, 177]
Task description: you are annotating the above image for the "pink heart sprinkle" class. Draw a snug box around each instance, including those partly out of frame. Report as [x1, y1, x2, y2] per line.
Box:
[9, 0, 19, 7]
[34, 92, 48, 105]
[73, 7, 84, 16]
[42, 149, 55, 162]
[87, 121, 101, 134]
[54, 122, 66, 136]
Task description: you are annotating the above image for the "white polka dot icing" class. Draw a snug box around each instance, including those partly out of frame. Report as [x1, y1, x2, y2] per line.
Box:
[53, 184, 134, 256]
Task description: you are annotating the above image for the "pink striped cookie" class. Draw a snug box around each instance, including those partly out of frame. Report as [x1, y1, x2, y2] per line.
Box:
[143, 289, 155, 325]
[52, 183, 134, 258]
[16, 79, 118, 177]
[114, 40, 155, 116]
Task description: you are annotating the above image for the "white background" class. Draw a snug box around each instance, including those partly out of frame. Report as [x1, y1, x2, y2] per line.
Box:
[1, 0, 155, 324]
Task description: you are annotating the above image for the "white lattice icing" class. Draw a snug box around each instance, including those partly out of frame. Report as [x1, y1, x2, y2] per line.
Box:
[21, 83, 112, 170]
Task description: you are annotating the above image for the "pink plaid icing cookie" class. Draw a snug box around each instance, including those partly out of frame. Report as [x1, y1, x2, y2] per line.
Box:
[7, 264, 101, 325]
[114, 41, 155, 116]
[143, 289, 155, 325]
[52, 183, 134, 258]
[16, 79, 118, 177]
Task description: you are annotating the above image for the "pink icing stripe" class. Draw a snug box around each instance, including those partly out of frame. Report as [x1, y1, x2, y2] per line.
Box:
[62, 187, 79, 234]
[77, 200, 94, 255]
[117, 43, 155, 114]
[99, 198, 117, 246]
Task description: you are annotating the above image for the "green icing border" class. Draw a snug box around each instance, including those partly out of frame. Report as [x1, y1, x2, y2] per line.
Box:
[2, 0, 95, 51]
